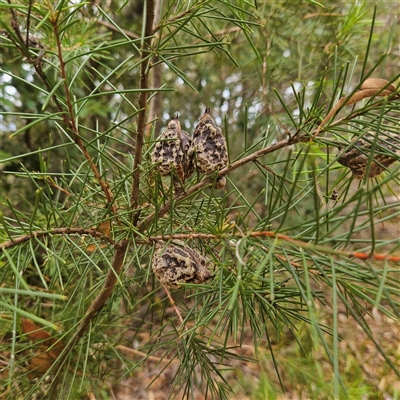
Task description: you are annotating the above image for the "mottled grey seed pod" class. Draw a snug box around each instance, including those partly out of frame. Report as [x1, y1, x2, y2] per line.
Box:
[152, 115, 194, 183]
[193, 107, 228, 188]
[152, 242, 212, 289]
[337, 131, 399, 179]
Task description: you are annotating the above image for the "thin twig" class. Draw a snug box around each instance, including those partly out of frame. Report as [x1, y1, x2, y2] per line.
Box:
[47, 240, 128, 397]
[25, 0, 32, 49]
[96, 19, 140, 39]
[164, 286, 186, 328]
[0, 228, 115, 252]
[45, 177, 72, 197]
[130, 0, 155, 225]
[317, 98, 399, 136]
[52, 22, 76, 132]
[145, 0, 162, 137]
[51, 18, 118, 218]
[115, 345, 180, 364]
[141, 231, 400, 263]
[152, 2, 203, 34]
[2, 220, 398, 263]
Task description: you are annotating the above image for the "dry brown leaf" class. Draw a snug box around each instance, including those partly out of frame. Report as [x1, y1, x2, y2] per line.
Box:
[96, 220, 111, 236]
[313, 77, 398, 138]
[86, 220, 111, 252]
[21, 317, 52, 341]
[29, 346, 57, 376]
[86, 242, 108, 252]
[361, 77, 396, 92]
[21, 318, 65, 377]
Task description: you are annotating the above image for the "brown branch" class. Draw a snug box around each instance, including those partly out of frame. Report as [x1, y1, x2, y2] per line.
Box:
[130, 0, 155, 225]
[0, 228, 115, 253]
[7, 0, 27, 50]
[140, 231, 400, 263]
[52, 22, 76, 132]
[25, 0, 33, 49]
[51, 19, 118, 218]
[47, 240, 128, 397]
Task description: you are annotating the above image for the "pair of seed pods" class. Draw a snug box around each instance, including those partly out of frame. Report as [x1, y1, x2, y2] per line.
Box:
[152, 107, 228, 190]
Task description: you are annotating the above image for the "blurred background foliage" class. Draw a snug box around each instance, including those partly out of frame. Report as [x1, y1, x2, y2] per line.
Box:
[1, 0, 399, 399]
[0, 0, 398, 195]
[1, 0, 399, 212]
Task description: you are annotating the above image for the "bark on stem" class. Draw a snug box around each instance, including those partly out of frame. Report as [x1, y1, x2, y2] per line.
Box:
[52, 21, 117, 217]
[0, 228, 115, 252]
[47, 240, 128, 397]
[131, 0, 155, 225]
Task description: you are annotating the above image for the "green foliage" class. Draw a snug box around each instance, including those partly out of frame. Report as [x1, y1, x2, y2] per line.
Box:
[1, 1, 399, 399]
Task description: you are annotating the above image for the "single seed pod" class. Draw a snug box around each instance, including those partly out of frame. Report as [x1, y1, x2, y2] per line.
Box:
[192, 107, 228, 188]
[337, 131, 399, 179]
[152, 242, 212, 289]
[151, 115, 194, 184]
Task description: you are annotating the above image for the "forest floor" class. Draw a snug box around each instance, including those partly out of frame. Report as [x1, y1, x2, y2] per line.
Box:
[113, 295, 400, 400]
